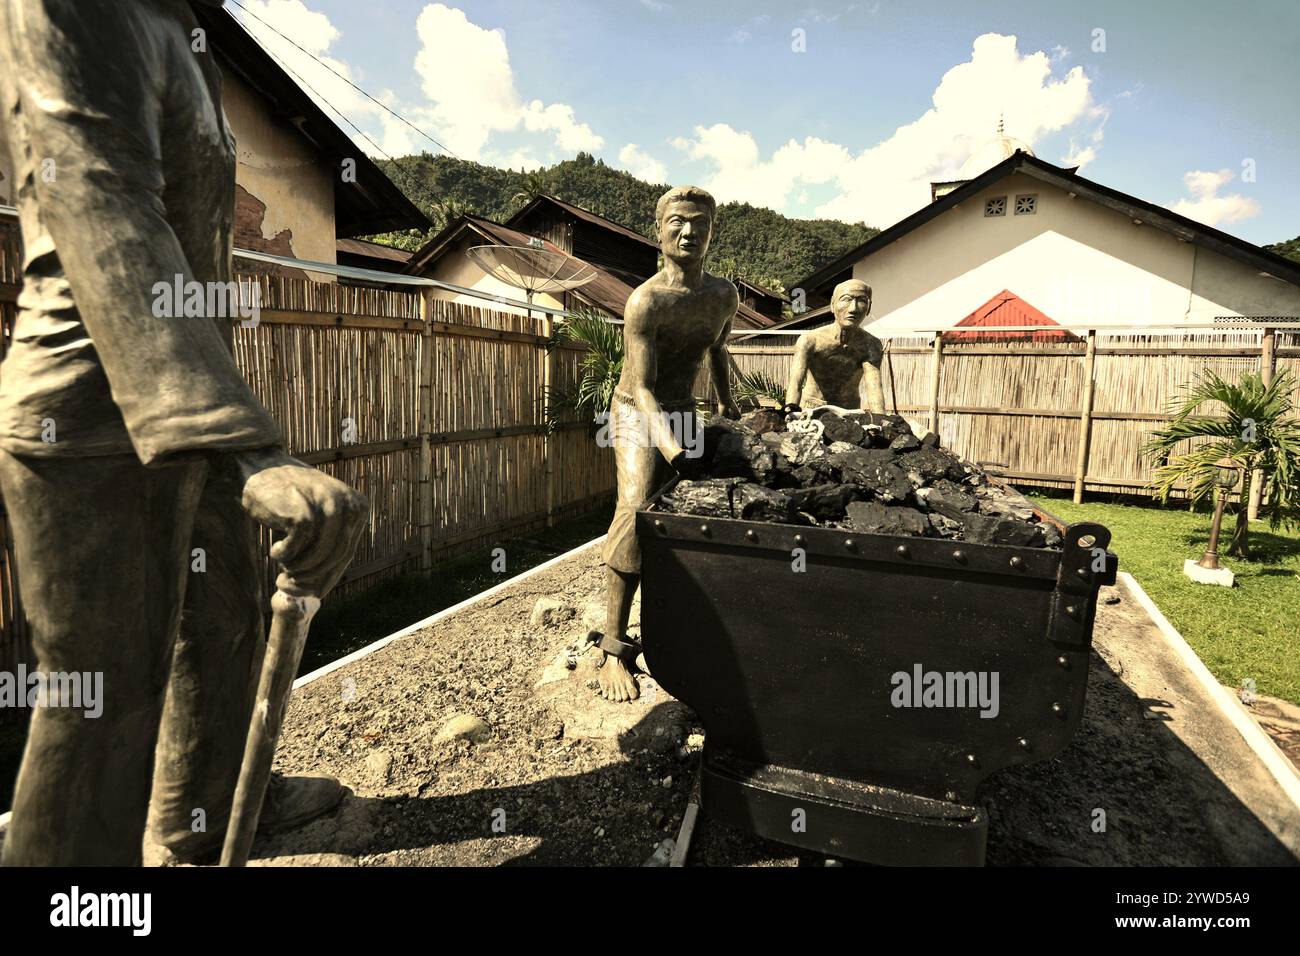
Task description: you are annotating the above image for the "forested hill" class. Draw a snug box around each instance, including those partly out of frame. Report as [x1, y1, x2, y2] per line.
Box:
[369, 151, 878, 292]
[1264, 236, 1300, 263]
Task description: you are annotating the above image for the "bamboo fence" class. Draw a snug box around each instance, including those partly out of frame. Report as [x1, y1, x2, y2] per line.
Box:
[0, 262, 616, 684]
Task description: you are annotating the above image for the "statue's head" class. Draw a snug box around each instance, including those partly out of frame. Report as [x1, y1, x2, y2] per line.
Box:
[832, 279, 872, 329]
[655, 186, 716, 265]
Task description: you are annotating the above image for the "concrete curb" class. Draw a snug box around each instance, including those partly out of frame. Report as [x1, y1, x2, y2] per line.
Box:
[0, 535, 607, 836]
[1118, 570, 1300, 813]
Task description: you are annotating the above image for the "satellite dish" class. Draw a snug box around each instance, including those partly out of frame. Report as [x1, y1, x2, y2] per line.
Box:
[467, 244, 598, 306]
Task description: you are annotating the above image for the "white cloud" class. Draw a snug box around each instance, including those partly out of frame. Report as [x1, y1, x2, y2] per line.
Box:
[230, 1, 602, 164]
[413, 4, 602, 159]
[1167, 169, 1260, 227]
[673, 126, 851, 210]
[229, 0, 419, 156]
[670, 33, 1106, 227]
[1062, 143, 1097, 169]
[618, 144, 668, 183]
[522, 101, 603, 153]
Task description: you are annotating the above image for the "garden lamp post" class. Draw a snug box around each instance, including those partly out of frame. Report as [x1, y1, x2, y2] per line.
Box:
[1197, 457, 1242, 571]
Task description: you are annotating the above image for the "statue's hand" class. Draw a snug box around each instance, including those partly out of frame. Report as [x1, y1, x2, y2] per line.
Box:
[233, 447, 369, 597]
[670, 447, 708, 481]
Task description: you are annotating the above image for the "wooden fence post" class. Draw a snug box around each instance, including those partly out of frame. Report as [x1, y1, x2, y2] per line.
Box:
[1072, 329, 1098, 504]
[1247, 327, 1276, 521]
[927, 334, 943, 437]
[418, 289, 435, 573]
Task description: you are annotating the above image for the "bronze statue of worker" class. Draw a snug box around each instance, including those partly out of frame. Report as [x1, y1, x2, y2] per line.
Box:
[598, 186, 739, 702]
[0, 0, 366, 866]
[784, 279, 886, 416]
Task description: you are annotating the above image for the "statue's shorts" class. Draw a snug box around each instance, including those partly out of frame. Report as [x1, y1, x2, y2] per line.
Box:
[602, 393, 696, 575]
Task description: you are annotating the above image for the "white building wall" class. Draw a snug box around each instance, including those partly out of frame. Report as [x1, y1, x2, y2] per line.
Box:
[852, 171, 1300, 334]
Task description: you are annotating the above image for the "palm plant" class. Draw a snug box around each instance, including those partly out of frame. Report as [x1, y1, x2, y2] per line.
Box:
[1144, 369, 1300, 558]
[545, 308, 623, 429]
[511, 170, 552, 208]
[730, 367, 785, 409]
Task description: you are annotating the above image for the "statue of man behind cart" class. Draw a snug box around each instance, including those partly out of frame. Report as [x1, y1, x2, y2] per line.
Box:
[784, 279, 886, 418]
[597, 186, 740, 702]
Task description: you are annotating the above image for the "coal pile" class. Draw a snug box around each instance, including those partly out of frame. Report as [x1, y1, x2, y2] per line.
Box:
[657, 408, 1063, 549]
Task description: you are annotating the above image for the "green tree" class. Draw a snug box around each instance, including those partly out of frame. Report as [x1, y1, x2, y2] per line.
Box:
[1264, 235, 1300, 263]
[511, 169, 552, 208]
[1144, 370, 1300, 558]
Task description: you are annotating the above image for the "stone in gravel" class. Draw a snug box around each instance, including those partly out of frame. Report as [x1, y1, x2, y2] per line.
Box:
[661, 478, 736, 518]
[787, 483, 860, 521]
[733, 483, 794, 522]
[643, 838, 676, 867]
[365, 749, 393, 783]
[817, 411, 866, 446]
[530, 597, 575, 628]
[890, 433, 922, 453]
[534, 651, 573, 689]
[740, 408, 785, 435]
[581, 601, 604, 636]
[1100, 585, 1122, 605]
[845, 501, 928, 536]
[960, 512, 1042, 547]
[920, 431, 940, 449]
[436, 714, 491, 743]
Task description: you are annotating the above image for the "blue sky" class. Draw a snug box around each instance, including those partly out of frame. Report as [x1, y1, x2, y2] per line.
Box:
[227, 0, 1300, 244]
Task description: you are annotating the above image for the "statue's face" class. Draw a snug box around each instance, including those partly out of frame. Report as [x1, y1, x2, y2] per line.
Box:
[833, 286, 871, 328]
[658, 201, 712, 263]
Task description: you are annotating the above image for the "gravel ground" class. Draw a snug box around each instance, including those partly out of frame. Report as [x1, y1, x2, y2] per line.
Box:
[258, 543, 1298, 867]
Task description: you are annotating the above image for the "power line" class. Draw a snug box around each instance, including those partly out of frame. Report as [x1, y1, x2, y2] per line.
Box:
[227, 0, 457, 159]
[223, 3, 454, 228]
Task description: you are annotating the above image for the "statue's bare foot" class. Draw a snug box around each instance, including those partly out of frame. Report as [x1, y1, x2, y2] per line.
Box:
[598, 652, 640, 703]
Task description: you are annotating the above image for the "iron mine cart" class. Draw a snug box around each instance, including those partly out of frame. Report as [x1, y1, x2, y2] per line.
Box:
[637, 486, 1117, 866]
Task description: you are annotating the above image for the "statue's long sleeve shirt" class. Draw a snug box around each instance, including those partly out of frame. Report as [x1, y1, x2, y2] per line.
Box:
[0, 0, 281, 465]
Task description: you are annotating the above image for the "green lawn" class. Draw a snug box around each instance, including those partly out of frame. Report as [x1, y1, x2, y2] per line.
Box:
[1031, 492, 1300, 705]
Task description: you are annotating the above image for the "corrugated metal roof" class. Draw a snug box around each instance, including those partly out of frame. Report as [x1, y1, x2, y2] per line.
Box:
[943, 290, 1082, 343]
[336, 238, 412, 262]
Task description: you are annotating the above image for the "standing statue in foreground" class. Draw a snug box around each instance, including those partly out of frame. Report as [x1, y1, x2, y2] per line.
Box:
[598, 186, 739, 702]
[784, 279, 887, 417]
[0, 0, 366, 866]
